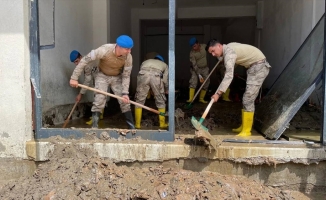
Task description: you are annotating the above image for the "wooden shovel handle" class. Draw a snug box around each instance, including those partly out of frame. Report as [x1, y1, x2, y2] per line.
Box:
[200, 87, 220, 120]
[62, 101, 78, 128]
[77, 84, 165, 116]
[191, 60, 221, 103]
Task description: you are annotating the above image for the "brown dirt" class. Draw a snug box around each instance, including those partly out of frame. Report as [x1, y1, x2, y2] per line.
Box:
[0, 139, 310, 200]
[7, 98, 319, 199]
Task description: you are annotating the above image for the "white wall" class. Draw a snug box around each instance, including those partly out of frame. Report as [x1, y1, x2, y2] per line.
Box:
[261, 0, 325, 88]
[131, 5, 256, 91]
[93, 0, 108, 47]
[109, 0, 131, 42]
[40, 0, 108, 113]
[0, 0, 32, 158]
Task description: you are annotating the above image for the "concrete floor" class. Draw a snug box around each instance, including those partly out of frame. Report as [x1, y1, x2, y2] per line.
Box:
[51, 97, 323, 143]
[53, 114, 322, 144]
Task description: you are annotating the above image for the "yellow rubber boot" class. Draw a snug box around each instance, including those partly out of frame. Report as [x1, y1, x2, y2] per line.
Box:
[86, 118, 92, 125]
[158, 108, 168, 129]
[222, 88, 231, 102]
[186, 88, 195, 103]
[135, 108, 142, 129]
[232, 109, 244, 133]
[237, 111, 254, 137]
[146, 91, 151, 99]
[199, 90, 208, 103]
[86, 109, 104, 125]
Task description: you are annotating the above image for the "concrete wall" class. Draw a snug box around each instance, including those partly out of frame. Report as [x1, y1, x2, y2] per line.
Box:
[108, 0, 131, 42]
[0, 0, 32, 158]
[39, 0, 107, 124]
[93, 0, 108, 48]
[261, 0, 325, 88]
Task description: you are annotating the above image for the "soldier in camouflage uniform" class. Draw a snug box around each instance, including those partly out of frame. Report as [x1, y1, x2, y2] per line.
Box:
[143, 52, 159, 99]
[134, 55, 169, 129]
[70, 35, 135, 129]
[206, 39, 271, 137]
[187, 37, 210, 103]
[70, 50, 99, 102]
[69, 50, 105, 125]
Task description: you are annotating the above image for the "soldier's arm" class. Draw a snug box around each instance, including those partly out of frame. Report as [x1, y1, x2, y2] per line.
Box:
[217, 47, 237, 93]
[70, 45, 106, 81]
[121, 54, 133, 95]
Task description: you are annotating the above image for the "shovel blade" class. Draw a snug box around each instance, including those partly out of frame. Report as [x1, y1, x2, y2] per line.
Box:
[191, 116, 208, 131]
[183, 103, 193, 110]
[195, 129, 218, 150]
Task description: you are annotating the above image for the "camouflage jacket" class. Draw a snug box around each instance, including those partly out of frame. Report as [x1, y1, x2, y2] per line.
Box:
[71, 44, 133, 94]
[189, 44, 208, 75]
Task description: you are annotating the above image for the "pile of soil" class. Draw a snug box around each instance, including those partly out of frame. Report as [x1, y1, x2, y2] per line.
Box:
[0, 139, 308, 200]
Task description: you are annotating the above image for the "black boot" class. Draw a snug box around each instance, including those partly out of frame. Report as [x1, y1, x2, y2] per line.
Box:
[92, 112, 100, 128]
[124, 111, 135, 129]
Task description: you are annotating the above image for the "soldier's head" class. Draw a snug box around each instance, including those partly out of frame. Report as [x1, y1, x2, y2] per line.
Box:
[189, 37, 200, 51]
[116, 35, 133, 56]
[154, 55, 164, 62]
[70, 50, 82, 66]
[206, 39, 223, 57]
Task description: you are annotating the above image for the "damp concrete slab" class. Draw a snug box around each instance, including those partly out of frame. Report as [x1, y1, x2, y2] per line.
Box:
[26, 135, 326, 165]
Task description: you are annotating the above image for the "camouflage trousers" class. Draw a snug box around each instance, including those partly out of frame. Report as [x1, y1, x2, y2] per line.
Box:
[135, 69, 166, 109]
[189, 66, 210, 90]
[91, 71, 131, 113]
[243, 61, 271, 112]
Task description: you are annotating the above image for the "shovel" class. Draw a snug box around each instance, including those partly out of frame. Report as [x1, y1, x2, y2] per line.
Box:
[191, 86, 221, 131]
[184, 60, 221, 109]
[78, 84, 168, 116]
[191, 88, 220, 150]
[191, 96, 216, 132]
[62, 101, 78, 128]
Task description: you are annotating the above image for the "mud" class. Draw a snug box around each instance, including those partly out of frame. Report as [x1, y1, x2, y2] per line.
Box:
[13, 98, 319, 199]
[0, 140, 310, 200]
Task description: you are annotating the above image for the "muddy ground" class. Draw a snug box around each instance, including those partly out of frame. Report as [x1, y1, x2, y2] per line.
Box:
[77, 95, 321, 136]
[0, 139, 311, 200]
[0, 96, 322, 199]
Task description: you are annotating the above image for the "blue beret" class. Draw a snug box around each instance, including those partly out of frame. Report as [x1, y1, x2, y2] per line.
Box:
[189, 37, 197, 47]
[154, 55, 164, 62]
[70, 50, 80, 62]
[116, 35, 134, 48]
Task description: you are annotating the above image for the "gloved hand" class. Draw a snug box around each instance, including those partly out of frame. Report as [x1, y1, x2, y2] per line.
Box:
[218, 56, 223, 61]
[198, 74, 204, 83]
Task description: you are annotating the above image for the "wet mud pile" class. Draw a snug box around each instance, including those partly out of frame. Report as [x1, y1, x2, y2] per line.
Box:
[140, 99, 321, 134]
[287, 103, 321, 131]
[0, 141, 308, 200]
[137, 100, 242, 134]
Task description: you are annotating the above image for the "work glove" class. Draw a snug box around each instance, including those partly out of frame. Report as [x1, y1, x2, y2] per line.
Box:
[198, 74, 204, 83]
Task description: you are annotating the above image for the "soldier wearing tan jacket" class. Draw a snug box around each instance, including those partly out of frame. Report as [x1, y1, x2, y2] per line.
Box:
[70, 35, 135, 129]
[188, 37, 210, 103]
[206, 40, 271, 137]
[134, 55, 169, 129]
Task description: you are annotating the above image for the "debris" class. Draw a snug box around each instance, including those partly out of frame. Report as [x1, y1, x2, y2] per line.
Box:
[0, 138, 311, 200]
[174, 108, 185, 127]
